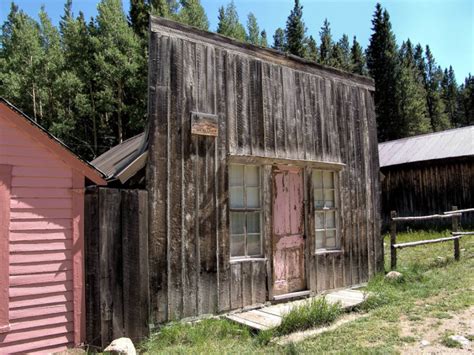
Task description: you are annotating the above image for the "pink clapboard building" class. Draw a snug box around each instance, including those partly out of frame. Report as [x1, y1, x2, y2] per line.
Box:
[0, 98, 105, 354]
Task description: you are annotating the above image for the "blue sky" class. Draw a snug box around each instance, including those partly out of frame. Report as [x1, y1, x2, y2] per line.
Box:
[1, 0, 473, 81]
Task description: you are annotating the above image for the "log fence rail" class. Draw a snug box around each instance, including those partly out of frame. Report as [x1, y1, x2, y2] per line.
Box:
[390, 206, 472, 269]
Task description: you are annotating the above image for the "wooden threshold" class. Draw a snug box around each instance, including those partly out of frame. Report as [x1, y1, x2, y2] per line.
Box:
[273, 290, 311, 301]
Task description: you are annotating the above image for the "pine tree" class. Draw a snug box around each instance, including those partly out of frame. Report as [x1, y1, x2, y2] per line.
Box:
[149, 0, 171, 18]
[441, 66, 459, 127]
[319, 19, 332, 65]
[0, 4, 44, 122]
[457, 75, 474, 126]
[260, 30, 268, 47]
[129, 0, 149, 37]
[272, 27, 285, 51]
[178, 0, 209, 30]
[284, 0, 306, 57]
[350, 36, 366, 75]
[413, 43, 426, 84]
[424, 45, 450, 131]
[216, 1, 246, 41]
[38, 7, 64, 126]
[331, 34, 350, 70]
[305, 35, 317, 62]
[396, 40, 430, 136]
[246, 12, 260, 45]
[366, 3, 400, 141]
[93, 0, 146, 146]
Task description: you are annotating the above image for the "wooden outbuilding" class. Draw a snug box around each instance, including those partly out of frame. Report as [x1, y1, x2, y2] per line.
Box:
[379, 126, 474, 228]
[146, 17, 382, 324]
[0, 98, 106, 353]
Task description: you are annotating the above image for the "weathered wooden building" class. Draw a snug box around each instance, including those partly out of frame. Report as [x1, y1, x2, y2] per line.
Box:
[145, 17, 382, 325]
[379, 126, 474, 228]
[0, 98, 106, 353]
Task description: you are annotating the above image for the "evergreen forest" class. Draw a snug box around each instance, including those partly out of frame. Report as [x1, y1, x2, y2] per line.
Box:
[0, 0, 472, 160]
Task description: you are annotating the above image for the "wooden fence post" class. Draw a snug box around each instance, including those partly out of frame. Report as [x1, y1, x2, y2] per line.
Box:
[452, 206, 460, 261]
[390, 210, 397, 270]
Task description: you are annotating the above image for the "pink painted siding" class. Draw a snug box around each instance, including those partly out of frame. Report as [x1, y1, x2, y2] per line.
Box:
[0, 115, 84, 354]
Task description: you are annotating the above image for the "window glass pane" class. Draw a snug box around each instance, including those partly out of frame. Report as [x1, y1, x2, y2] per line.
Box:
[323, 171, 334, 188]
[247, 212, 260, 233]
[316, 231, 325, 249]
[315, 212, 325, 229]
[247, 234, 261, 256]
[326, 211, 336, 228]
[246, 187, 260, 208]
[326, 229, 336, 248]
[230, 187, 244, 208]
[231, 234, 245, 257]
[230, 212, 245, 234]
[326, 237, 336, 248]
[312, 170, 323, 188]
[314, 189, 324, 208]
[325, 189, 335, 207]
[245, 166, 259, 187]
[229, 165, 243, 187]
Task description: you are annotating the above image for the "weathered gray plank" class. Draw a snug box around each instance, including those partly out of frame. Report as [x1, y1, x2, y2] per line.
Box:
[183, 40, 199, 318]
[147, 34, 171, 324]
[99, 188, 123, 345]
[230, 263, 243, 309]
[251, 261, 267, 304]
[84, 188, 100, 347]
[122, 190, 149, 343]
[241, 261, 252, 307]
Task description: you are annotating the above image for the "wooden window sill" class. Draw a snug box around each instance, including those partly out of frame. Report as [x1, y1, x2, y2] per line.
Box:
[315, 249, 343, 255]
[230, 257, 266, 264]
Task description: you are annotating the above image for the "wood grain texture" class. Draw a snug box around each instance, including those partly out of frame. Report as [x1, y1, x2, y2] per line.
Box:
[381, 157, 474, 229]
[147, 18, 381, 322]
[84, 188, 149, 348]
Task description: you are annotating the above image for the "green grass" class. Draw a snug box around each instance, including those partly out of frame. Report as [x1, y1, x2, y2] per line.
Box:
[139, 230, 474, 354]
[276, 297, 342, 336]
[440, 332, 463, 348]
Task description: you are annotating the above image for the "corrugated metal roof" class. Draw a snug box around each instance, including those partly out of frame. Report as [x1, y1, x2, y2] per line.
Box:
[379, 126, 474, 167]
[91, 132, 147, 180]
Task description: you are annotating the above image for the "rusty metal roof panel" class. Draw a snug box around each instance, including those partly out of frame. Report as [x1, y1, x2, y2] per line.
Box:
[378, 126, 474, 167]
[91, 132, 147, 180]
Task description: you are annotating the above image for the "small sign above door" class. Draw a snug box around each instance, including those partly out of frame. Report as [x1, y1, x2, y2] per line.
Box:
[191, 112, 218, 137]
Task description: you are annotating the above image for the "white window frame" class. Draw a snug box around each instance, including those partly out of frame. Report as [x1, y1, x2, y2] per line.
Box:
[313, 169, 340, 252]
[229, 164, 263, 259]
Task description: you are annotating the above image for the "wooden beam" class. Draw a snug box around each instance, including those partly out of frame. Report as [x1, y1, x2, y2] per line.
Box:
[452, 231, 474, 236]
[228, 155, 345, 171]
[390, 211, 397, 270]
[444, 208, 474, 215]
[392, 214, 461, 221]
[452, 206, 460, 261]
[149, 17, 375, 90]
[393, 236, 460, 249]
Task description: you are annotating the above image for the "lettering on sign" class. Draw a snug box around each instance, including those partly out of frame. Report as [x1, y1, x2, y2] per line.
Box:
[191, 112, 218, 137]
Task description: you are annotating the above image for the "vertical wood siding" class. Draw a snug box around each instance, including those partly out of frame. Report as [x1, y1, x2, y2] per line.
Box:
[147, 20, 381, 324]
[381, 158, 474, 228]
[0, 116, 80, 353]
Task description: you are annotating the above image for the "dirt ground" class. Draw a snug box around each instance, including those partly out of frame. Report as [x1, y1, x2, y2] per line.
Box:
[399, 306, 473, 354]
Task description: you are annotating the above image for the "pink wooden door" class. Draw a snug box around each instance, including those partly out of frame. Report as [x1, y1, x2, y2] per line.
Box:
[272, 165, 306, 296]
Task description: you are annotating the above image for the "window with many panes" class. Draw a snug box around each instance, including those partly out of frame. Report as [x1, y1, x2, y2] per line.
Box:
[229, 164, 262, 258]
[313, 169, 340, 251]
